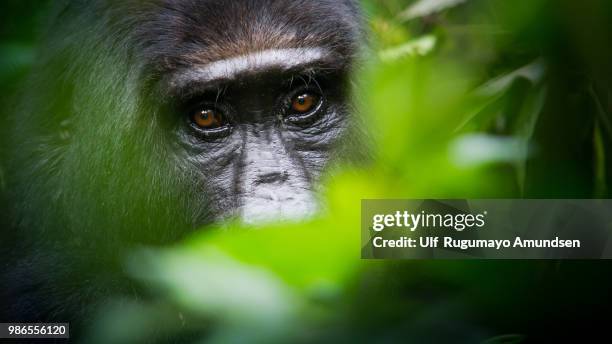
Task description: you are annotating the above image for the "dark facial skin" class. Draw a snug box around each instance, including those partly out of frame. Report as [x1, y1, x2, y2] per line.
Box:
[172, 68, 350, 223]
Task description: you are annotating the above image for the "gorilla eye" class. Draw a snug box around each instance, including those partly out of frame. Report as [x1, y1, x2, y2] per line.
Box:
[188, 107, 231, 139]
[285, 91, 323, 125]
[192, 109, 223, 128]
[291, 93, 319, 113]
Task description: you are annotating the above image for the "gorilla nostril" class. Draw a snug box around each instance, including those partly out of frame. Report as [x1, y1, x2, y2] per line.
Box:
[255, 171, 289, 184]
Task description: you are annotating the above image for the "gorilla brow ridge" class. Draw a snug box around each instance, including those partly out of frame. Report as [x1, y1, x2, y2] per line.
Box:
[168, 47, 330, 89]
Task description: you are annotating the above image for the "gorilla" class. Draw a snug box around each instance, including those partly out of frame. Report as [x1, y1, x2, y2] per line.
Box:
[0, 0, 363, 336]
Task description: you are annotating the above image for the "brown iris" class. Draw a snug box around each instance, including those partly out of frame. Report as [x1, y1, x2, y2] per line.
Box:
[291, 93, 319, 113]
[192, 109, 223, 129]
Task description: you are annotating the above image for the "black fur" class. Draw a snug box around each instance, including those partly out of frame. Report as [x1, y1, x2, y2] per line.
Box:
[0, 0, 363, 339]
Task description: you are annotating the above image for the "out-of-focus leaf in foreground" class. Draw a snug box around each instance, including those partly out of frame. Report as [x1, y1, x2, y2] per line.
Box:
[87, 174, 376, 343]
[399, 0, 467, 21]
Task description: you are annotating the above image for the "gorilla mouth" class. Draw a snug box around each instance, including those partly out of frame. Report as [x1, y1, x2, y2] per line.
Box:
[239, 185, 318, 224]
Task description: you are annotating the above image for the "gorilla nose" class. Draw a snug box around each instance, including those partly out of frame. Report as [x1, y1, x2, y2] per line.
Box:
[255, 171, 289, 185]
[238, 130, 317, 224]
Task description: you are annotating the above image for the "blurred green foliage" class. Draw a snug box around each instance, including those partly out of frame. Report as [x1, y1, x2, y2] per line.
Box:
[3, 0, 612, 343]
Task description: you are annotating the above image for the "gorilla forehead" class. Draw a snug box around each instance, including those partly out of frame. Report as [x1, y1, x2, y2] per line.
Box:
[135, 0, 361, 72]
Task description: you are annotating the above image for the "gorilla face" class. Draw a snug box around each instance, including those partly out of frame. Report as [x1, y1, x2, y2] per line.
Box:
[138, 0, 361, 225]
[169, 48, 351, 223]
